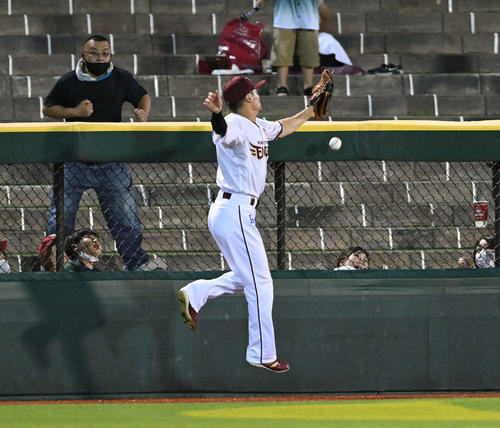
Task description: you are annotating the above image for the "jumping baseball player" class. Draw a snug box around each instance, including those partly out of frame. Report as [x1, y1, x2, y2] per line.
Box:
[178, 75, 324, 373]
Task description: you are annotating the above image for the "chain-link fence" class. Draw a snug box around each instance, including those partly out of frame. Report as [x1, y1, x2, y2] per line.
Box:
[0, 159, 496, 272]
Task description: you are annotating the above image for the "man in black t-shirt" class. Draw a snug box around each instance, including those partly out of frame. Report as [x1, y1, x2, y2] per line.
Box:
[43, 34, 152, 271]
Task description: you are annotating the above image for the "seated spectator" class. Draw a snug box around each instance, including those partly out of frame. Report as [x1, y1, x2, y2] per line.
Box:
[334, 248, 354, 270]
[317, 2, 364, 75]
[334, 246, 370, 270]
[38, 234, 70, 272]
[473, 236, 495, 268]
[64, 229, 102, 272]
[0, 239, 10, 273]
[316, 7, 362, 73]
[458, 255, 474, 268]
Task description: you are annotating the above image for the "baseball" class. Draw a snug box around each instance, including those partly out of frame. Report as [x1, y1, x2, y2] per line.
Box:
[329, 137, 342, 151]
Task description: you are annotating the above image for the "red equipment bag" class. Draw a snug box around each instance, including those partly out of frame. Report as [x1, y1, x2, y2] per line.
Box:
[218, 18, 269, 72]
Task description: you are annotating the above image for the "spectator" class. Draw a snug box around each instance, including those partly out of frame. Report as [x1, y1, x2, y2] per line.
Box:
[42, 34, 154, 271]
[263, 0, 330, 96]
[38, 234, 69, 272]
[64, 229, 102, 272]
[0, 239, 10, 273]
[334, 246, 370, 270]
[473, 236, 495, 268]
[318, 32, 352, 67]
[458, 255, 474, 268]
[334, 248, 354, 270]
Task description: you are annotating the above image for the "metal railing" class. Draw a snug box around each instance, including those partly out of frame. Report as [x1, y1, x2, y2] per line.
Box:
[0, 159, 496, 272]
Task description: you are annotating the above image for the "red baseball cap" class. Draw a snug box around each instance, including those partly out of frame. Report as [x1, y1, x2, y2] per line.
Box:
[39, 234, 56, 258]
[0, 239, 7, 252]
[223, 76, 265, 106]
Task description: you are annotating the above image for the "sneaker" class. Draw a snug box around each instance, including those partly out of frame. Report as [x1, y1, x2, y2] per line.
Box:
[178, 289, 198, 331]
[249, 357, 290, 373]
[387, 63, 403, 74]
[274, 86, 289, 96]
[367, 63, 403, 75]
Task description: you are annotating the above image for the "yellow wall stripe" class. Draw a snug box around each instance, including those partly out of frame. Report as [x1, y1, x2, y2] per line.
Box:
[0, 120, 500, 133]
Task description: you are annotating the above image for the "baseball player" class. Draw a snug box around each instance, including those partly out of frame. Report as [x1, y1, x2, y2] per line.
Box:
[178, 76, 316, 373]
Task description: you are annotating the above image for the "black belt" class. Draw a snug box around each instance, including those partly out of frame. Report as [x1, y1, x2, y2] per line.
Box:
[223, 192, 257, 206]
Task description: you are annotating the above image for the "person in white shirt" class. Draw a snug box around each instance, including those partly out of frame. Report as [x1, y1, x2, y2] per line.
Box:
[178, 76, 315, 373]
[473, 236, 495, 268]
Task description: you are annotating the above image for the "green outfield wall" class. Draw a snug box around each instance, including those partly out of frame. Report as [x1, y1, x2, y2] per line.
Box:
[1, 120, 500, 163]
[2, 269, 500, 398]
[2, 120, 500, 397]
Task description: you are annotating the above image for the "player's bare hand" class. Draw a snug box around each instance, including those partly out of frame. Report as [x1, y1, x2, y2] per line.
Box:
[74, 99, 93, 118]
[134, 108, 148, 122]
[203, 91, 222, 114]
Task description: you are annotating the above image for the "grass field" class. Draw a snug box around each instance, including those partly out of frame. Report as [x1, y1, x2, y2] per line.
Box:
[3, 395, 500, 428]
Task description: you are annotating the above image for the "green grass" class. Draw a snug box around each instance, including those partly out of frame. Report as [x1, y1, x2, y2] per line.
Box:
[3, 398, 500, 428]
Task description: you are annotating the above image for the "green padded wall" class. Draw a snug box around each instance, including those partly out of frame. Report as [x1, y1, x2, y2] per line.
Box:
[2, 270, 500, 398]
[1, 120, 500, 163]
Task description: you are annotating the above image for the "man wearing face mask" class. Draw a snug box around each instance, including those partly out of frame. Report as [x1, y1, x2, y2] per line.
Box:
[64, 229, 102, 272]
[42, 35, 153, 271]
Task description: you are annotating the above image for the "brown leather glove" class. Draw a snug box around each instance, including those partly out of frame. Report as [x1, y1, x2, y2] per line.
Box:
[308, 69, 334, 120]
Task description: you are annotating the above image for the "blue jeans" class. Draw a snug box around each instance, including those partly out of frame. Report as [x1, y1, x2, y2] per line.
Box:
[47, 162, 149, 270]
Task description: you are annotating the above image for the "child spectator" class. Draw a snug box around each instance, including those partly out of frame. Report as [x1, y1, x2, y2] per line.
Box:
[0, 239, 10, 273]
[64, 229, 102, 272]
[334, 247, 370, 270]
[458, 255, 474, 268]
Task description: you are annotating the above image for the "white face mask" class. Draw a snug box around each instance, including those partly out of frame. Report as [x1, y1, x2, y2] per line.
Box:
[0, 259, 11, 273]
[79, 252, 99, 263]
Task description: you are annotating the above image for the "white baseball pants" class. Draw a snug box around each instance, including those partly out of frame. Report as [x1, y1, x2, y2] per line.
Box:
[181, 191, 277, 364]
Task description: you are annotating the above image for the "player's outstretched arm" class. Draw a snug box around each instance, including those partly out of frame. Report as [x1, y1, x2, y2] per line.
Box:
[278, 106, 315, 139]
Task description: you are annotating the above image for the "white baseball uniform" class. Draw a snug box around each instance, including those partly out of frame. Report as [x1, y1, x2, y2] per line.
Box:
[181, 113, 282, 365]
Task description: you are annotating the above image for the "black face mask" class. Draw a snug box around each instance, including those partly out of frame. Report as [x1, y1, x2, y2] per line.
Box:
[85, 61, 110, 76]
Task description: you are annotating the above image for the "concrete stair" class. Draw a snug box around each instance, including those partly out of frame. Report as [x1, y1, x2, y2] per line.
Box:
[10, 71, 499, 100]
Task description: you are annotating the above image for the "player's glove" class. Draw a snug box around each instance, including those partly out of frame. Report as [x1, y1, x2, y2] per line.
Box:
[308, 69, 334, 120]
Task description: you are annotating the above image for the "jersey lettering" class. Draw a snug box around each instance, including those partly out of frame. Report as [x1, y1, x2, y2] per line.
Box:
[250, 142, 269, 160]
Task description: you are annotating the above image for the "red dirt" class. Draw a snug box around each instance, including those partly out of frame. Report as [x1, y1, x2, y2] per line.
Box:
[3, 392, 500, 405]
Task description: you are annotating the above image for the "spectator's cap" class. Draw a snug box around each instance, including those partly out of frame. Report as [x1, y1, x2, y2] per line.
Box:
[38, 234, 56, 259]
[0, 239, 7, 252]
[223, 76, 265, 106]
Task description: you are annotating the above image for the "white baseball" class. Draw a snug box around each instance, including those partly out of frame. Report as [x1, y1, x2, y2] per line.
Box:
[329, 137, 342, 151]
